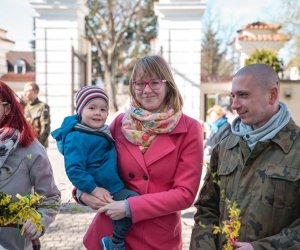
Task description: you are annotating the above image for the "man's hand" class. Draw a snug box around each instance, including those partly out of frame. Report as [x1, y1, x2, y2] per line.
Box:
[233, 242, 254, 250]
[98, 200, 126, 220]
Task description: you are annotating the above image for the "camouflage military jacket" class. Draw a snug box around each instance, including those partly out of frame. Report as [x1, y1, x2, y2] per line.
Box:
[190, 119, 300, 250]
[25, 98, 51, 148]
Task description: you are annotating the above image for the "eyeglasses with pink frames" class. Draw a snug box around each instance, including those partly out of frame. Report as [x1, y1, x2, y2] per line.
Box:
[132, 79, 166, 91]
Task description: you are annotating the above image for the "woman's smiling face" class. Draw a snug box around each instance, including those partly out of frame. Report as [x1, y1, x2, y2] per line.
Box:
[133, 71, 168, 112]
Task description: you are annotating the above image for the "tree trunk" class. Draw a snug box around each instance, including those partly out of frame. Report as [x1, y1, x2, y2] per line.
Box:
[104, 70, 118, 112]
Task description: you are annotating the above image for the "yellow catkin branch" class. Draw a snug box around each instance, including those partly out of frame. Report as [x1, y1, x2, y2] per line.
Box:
[0, 192, 44, 232]
[205, 162, 241, 250]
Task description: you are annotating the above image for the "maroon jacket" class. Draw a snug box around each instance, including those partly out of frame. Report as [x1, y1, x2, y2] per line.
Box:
[84, 113, 203, 250]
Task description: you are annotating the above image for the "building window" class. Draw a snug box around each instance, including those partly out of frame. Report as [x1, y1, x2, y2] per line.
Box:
[15, 59, 26, 74]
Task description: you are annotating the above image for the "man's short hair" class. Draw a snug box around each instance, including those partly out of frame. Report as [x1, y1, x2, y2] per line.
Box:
[24, 82, 39, 93]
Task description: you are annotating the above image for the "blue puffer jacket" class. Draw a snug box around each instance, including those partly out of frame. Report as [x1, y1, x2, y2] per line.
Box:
[51, 115, 124, 194]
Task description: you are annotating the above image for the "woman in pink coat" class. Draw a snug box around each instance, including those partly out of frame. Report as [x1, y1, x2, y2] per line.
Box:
[78, 55, 203, 250]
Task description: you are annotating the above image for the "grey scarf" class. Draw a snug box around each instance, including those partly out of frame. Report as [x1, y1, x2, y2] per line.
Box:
[74, 123, 114, 142]
[231, 102, 291, 150]
[0, 129, 20, 168]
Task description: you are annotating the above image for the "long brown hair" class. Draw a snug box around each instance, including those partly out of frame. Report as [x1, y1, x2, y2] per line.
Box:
[0, 80, 35, 146]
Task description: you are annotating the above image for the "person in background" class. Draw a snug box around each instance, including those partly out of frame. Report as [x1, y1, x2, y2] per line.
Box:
[190, 64, 300, 250]
[24, 82, 51, 148]
[74, 55, 203, 250]
[52, 86, 138, 250]
[0, 80, 61, 250]
[204, 104, 231, 161]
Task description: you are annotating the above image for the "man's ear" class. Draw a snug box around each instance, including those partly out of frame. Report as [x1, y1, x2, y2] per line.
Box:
[269, 87, 278, 105]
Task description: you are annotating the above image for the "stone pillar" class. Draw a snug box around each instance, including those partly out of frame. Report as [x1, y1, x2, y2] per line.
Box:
[30, 0, 90, 136]
[154, 0, 206, 119]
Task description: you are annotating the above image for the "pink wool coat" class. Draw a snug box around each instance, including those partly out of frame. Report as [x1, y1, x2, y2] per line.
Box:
[83, 113, 203, 250]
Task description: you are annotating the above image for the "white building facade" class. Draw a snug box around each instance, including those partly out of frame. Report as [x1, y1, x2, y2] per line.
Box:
[234, 22, 290, 68]
[29, 0, 206, 136]
[154, 0, 206, 119]
[30, 0, 91, 133]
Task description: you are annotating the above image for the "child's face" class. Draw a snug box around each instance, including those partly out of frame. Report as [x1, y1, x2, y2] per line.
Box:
[81, 98, 108, 129]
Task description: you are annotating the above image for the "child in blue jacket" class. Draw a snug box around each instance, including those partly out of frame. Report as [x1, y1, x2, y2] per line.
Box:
[52, 86, 138, 250]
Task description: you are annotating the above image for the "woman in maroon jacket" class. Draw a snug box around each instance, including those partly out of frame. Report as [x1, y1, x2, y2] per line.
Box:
[76, 55, 203, 250]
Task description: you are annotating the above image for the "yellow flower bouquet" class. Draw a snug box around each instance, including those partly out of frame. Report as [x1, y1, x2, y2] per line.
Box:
[213, 198, 241, 250]
[0, 192, 44, 233]
[203, 162, 241, 250]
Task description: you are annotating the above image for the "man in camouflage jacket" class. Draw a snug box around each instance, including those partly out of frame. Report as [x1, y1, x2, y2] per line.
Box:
[190, 64, 300, 250]
[24, 82, 51, 148]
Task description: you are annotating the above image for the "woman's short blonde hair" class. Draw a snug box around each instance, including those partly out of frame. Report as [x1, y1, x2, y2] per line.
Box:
[129, 55, 183, 112]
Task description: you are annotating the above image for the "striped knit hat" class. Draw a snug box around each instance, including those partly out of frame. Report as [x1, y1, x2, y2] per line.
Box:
[75, 86, 109, 117]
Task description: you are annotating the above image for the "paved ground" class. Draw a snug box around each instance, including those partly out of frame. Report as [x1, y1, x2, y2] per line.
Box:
[40, 146, 200, 250]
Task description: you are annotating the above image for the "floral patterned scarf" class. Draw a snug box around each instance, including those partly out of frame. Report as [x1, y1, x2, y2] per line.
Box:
[0, 128, 20, 168]
[121, 102, 182, 152]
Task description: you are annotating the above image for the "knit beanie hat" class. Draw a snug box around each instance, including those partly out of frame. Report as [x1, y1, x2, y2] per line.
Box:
[75, 86, 109, 117]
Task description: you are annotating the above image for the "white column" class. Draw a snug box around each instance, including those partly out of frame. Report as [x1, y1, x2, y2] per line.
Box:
[155, 0, 206, 119]
[30, 0, 90, 134]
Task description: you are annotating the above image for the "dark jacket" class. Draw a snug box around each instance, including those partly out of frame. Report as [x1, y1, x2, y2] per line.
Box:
[205, 122, 231, 154]
[190, 119, 300, 250]
[25, 98, 51, 148]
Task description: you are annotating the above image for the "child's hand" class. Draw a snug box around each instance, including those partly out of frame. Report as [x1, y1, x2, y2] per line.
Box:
[91, 187, 113, 204]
